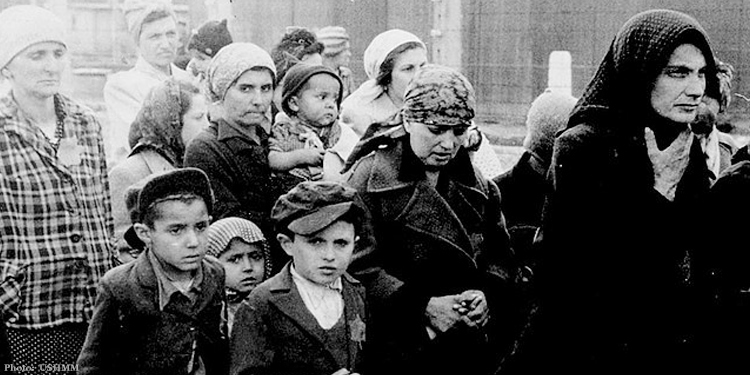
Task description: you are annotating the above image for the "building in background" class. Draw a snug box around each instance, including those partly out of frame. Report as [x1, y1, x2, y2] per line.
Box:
[2, 0, 749, 129]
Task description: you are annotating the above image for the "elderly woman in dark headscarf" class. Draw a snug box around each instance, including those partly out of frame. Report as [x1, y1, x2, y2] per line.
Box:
[109, 77, 208, 261]
[530, 9, 720, 373]
[346, 64, 520, 375]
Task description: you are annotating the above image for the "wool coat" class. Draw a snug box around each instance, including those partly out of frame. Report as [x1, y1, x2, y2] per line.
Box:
[347, 137, 519, 374]
[230, 263, 367, 375]
[76, 253, 228, 375]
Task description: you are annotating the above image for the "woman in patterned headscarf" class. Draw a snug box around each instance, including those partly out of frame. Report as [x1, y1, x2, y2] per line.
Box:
[109, 78, 208, 261]
[340, 28, 505, 179]
[346, 64, 520, 375]
[530, 9, 719, 373]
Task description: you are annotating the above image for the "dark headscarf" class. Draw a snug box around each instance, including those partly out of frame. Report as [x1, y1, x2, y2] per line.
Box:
[569, 9, 719, 131]
[128, 78, 197, 167]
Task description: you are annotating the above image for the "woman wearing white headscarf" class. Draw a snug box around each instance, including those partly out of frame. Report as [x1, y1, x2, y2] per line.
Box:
[340, 29, 505, 179]
[0, 5, 114, 366]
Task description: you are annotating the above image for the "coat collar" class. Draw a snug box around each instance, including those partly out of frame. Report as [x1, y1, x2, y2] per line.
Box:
[361, 139, 488, 260]
[267, 262, 364, 369]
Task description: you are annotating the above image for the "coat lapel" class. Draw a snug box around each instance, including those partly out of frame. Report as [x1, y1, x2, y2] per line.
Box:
[341, 274, 366, 368]
[267, 265, 338, 364]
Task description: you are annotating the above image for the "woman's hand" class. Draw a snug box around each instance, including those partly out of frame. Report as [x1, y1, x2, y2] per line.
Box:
[425, 295, 463, 333]
[454, 290, 490, 328]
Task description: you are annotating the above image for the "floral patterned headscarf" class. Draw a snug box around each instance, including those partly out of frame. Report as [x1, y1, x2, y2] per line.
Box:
[128, 78, 198, 166]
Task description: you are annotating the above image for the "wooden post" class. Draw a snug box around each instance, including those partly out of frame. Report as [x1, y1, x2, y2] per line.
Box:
[431, 0, 461, 70]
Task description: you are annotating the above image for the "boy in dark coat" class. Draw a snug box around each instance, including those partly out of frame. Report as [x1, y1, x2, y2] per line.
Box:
[77, 168, 228, 375]
[230, 181, 367, 375]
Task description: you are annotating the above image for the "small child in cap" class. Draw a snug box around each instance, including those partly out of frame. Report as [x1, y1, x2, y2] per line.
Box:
[207, 217, 272, 334]
[230, 180, 368, 375]
[268, 63, 359, 189]
[78, 168, 228, 375]
[186, 19, 233, 83]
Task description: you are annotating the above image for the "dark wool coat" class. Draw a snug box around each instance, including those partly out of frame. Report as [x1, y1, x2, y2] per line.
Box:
[701, 159, 750, 371]
[230, 263, 367, 375]
[528, 10, 719, 374]
[76, 253, 228, 375]
[533, 121, 712, 374]
[493, 151, 547, 268]
[184, 119, 289, 273]
[347, 137, 519, 374]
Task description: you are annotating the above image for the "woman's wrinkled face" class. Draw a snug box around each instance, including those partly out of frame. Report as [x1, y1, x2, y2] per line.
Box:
[388, 47, 427, 100]
[222, 69, 274, 127]
[181, 94, 209, 145]
[4, 42, 67, 99]
[404, 120, 469, 170]
[650, 43, 707, 124]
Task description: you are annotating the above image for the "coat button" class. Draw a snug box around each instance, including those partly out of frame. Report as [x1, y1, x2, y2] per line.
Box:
[70, 234, 82, 243]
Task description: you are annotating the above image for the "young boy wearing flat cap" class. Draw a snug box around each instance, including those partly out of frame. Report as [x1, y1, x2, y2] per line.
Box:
[230, 180, 368, 375]
[77, 168, 228, 375]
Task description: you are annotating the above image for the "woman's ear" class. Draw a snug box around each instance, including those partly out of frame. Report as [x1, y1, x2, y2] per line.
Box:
[1, 68, 12, 80]
[134, 223, 152, 247]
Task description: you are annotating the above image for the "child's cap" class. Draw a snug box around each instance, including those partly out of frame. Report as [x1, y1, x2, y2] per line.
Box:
[123, 168, 214, 248]
[271, 180, 360, 235]
[207, 217, 267, 258]
[280, 63, 343, 116]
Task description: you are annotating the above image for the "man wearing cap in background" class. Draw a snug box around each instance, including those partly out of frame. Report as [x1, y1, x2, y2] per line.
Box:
[0, 4, 115, 367]
[78, 168, 228, 375]
[317, 26, 356, 101]
[231, 180, 368, 375]
[104, 0, 192, 168]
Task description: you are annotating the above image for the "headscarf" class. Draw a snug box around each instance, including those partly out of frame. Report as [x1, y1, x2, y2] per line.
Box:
[206, 42, 276, 103]
[207, 217, 273, 280]
[344, 64, 475, 170]
[121, 0, 175, 42]
[128, 78, 196, 167]
[344, 29, 426, 106]
[317, 26, 350, 56]
[0, 5, 67, 69]
[569, 9, 719, 130]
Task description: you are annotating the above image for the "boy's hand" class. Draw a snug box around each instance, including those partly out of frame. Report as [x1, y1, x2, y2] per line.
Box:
[331, 368, 351, 375]
[298, 148, 325, 166]
[454, 290, 490, 328]
[426, 295, 463, 333]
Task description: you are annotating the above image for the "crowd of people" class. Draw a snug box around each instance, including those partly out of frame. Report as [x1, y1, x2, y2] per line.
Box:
[1, 1, 749, 374]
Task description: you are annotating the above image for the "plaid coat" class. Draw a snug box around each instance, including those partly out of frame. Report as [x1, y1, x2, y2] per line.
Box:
[0, 93, 115, 329]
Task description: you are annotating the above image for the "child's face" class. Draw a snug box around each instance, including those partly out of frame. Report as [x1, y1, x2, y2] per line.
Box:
[277, 220, 356, 286]
[136, 199, 210, 279]
[218, 238, 266, 293]
[289, 73, 341, 127]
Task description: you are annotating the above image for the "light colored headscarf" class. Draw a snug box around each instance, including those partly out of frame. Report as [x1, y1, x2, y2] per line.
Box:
[0, 5, 67, 69]
[206, 42, 276, 103]
[121, 0, 176, 42]
[207, 217, 272, 280]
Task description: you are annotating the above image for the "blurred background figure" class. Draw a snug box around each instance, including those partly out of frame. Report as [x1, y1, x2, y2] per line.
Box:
[109, 78, 209, 262]
[186, 19, 233, 87]
[317, 26, 356, 100]
[494, 89, 577, 270]
[173, 17, 192, 70]
[104, 0, 191, 168]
